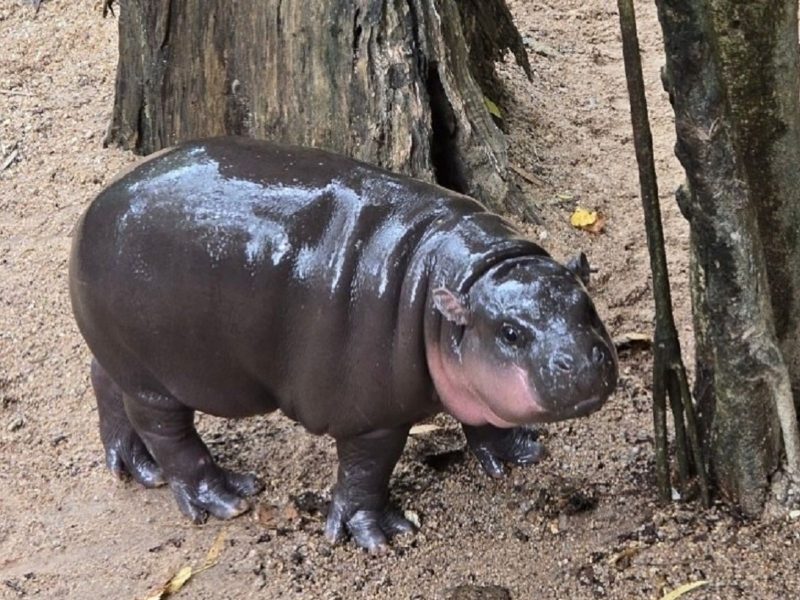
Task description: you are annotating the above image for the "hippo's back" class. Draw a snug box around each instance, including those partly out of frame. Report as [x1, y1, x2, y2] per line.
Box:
[69, 137, 483, 435]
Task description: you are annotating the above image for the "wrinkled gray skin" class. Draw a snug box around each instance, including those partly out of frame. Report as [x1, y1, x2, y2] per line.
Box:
[69, 137, 618, 553]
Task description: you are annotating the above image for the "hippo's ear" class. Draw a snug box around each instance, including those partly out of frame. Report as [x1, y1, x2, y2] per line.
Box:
[566, 252, 591, 286]
[433, 287, 471, 325]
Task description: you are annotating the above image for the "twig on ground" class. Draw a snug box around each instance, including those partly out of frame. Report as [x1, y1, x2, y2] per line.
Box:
[510, 164, 547, 186]
[0, 89, 35, 97]
[1, 143, 20, 173]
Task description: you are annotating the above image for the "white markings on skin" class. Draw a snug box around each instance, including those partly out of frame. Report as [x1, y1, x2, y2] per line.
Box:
[322, 181, 360, 292]
[366, 218, 406, 297]
[122, 151, 310, 268]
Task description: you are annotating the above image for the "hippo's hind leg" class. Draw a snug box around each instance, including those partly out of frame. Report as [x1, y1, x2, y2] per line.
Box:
[121, 390, 264, 523]
[462, 424, 545, 478]
[91, 359, 164, 488]
[325, 427, 415, 553]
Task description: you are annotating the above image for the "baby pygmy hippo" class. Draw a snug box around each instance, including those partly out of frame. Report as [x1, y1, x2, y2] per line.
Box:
[70, 137, 617, 552]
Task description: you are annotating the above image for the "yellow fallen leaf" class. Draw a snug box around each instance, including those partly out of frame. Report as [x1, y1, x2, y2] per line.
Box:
[144, 531, 228, 599]
[484, 97, 502, 119]
[164, 567, 193, 594]
[659, 580, 709, 600]
[201, 531, 227, 570]
[570, 208, 598, 228]
[144, 565, 193, 600]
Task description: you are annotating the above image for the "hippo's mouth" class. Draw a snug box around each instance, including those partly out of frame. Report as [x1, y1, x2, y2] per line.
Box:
[569, 394, 604, 418]
[530, 394, 606, 423]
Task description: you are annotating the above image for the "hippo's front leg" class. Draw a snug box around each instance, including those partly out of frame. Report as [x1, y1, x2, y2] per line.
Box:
[463, 424, 545, 478]
[325, 426, 415, 553]
[123, 392, 264, 522]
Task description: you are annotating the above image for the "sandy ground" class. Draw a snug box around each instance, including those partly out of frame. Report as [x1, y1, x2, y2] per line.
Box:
[1, 0, 799, 598]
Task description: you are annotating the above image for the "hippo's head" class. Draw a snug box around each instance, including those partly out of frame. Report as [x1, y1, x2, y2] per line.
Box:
[428, 254, 617, 427]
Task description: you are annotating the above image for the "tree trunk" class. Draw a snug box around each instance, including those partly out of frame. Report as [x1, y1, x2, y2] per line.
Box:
[656, 0, 800, 514]
[104, 0, 530, 212]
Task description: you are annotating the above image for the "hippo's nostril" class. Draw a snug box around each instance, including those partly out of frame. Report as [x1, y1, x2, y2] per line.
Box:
[591, 345, 604, 364]
[551, 352, 573, 372]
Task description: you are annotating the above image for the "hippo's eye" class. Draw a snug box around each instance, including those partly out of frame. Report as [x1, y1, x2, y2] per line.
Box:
[500, 323, 523, 347]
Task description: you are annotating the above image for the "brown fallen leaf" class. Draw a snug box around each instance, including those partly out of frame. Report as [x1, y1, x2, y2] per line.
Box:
[254, 503, 281, 528]
[608, 545, 640, 570]
[282, 503, 300, 522]
[510, 164, 546, 186]
[584, 211, 606, 234]
[254, 502, 300, 528]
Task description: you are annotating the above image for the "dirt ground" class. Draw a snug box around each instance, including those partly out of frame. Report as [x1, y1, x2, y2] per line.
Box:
[1, 1, 798, 598]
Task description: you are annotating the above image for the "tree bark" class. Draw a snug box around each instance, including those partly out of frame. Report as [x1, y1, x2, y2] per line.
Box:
[104, 0, 530, 212]
[656, 0, 800, 514]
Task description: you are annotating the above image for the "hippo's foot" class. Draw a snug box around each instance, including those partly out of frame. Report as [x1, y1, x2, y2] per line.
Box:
[326, 427, 414, 553]
[104, 426, 165, 488]
[115, 386, 263, 523]
[325, 492, 415, 554]
[91, 358, 165, 487]
[168, 463, 264, 523]
[463, 424, 545, 478]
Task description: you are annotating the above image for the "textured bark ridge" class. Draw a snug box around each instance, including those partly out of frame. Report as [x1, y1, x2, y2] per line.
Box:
[104, 0, 530, 211]
[656, 0, 800, 514]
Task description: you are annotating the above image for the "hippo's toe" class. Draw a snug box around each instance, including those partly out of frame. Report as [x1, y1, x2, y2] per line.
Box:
[325, 496, 415, 554]
[168, 466, 265, 524]
[104, 429, 165, 488]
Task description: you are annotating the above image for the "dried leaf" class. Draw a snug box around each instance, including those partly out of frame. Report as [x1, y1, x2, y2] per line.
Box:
[659, 581, 708, 600]
[201, 531, 227, 570]
[570, 208, 598, 228]
[509, 164, 545, 186]
[282, 503, 300, 522]
[608, 546, 640, 570]
[142, 531, 227, 599]
[254, 503, 281, 528]
[144, 566, 193, 600]
[164, 567, 193, 594]
[584, 211, 606, 234]
[409, 424, 442, 436]
[570, 208, 606, 233]
[484, 97, 502, 119]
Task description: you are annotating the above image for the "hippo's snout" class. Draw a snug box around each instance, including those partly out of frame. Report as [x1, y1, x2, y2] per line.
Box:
[538, 336, 617, 421]
[549, 352, 574, 373]
[591, 344, 606, 365]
